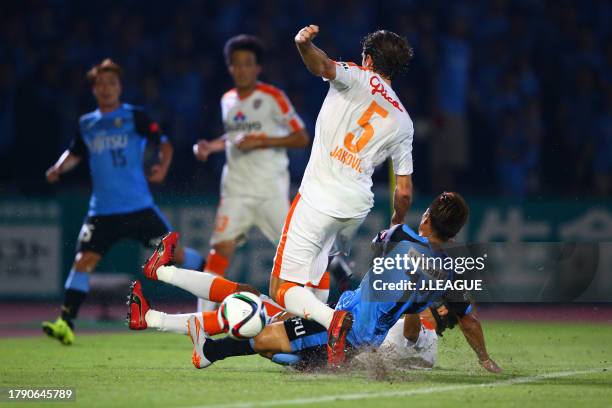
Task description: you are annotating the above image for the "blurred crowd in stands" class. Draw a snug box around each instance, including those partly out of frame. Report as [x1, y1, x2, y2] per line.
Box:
[1, 0, 610, 199]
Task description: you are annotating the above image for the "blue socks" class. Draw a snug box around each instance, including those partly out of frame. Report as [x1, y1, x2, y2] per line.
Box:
[64, 269, 90, 293]
[62, 269, 91, 328]
[180, 247, 205, 270]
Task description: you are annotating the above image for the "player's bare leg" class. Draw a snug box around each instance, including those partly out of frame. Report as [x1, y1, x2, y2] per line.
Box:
[250, 322, 293, 358]
[198, 240, 235, 312]
[42, 250, 101, 345]
[403, 313, 422, 342]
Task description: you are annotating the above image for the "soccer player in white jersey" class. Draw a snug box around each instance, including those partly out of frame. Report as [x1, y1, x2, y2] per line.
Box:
[269, 25, 416, 366]
[193, 35, 309, 310]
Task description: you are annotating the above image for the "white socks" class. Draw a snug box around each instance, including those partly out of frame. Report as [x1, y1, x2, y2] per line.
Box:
[144, 310, 194, 334]
[157, 265, 215, 299]
[197, 298, 218, 312]
[282, 285, 334, 329]
[157, 265, 221, 313]
[305, 286, 329, 303]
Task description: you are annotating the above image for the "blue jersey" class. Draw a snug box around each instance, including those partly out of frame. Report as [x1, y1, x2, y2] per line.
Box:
[337, 224, 456, 348]
[69, 104, 167, 216]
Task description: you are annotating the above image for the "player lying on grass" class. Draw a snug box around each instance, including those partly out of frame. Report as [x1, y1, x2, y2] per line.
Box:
[187, 192, 500, 373]
[42, 59, 206, 345]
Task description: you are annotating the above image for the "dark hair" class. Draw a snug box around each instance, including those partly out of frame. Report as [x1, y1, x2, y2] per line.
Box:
[428, 192, 469, 241]
[361, 30, 414, 80]
[224, 34, 265, 65]
[86, 58, 122, 84]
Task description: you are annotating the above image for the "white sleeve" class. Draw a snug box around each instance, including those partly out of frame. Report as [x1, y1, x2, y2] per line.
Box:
[391, 126, 414, 176]
[270, 91, 305, 133]
[326, 61, 363, 91]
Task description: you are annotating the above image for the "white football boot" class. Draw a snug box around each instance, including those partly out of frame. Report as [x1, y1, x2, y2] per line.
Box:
[187, 315, 213, 369]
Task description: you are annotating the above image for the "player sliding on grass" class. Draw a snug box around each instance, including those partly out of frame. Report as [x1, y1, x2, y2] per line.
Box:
[368, 299, 501, 373]
[268, 25, 415, 367]
[42, 59, 206, 345]
[192, 35, 311, 311]
[127, 194, 500, 373]
[188, 192, 500, 372]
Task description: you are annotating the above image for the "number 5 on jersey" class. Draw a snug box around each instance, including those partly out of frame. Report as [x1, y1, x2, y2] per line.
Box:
[344, 101, 389, 153]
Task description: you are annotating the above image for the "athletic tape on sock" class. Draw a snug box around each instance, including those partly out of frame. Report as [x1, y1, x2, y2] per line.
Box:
[64, 269, 90, 293]
[180, 247, 205, 270]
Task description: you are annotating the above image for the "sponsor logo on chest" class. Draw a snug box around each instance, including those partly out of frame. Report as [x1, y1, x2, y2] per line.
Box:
[224, 109, 262, 133]
[87, 133, 129, 154]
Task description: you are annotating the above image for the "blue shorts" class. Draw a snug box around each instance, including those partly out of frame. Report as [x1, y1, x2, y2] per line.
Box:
[283, 317, 328, 371]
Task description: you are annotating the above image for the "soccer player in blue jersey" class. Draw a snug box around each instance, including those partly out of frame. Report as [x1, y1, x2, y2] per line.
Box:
[42, 59, 206, 345]
[187, 192, 499, 373]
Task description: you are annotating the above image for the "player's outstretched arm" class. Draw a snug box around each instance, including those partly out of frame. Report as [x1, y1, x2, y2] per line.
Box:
[45, 150, 82, 183]
[391, 174, 413, 225]
[294, 25, 336, 80]
[193, 136, 226, 162]
[148, 140, 173, 183]
[402, 313, 421, 342]
[458, 312, 502, 374]
[236, 129, 309, 151]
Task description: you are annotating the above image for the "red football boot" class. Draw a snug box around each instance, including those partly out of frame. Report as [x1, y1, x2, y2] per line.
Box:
[143, 232, 179, 280]
[327, 310, 353, 368]
[127, 281, 150, 330]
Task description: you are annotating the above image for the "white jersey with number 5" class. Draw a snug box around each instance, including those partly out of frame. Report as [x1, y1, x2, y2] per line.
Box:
[299, 61, 414, 219]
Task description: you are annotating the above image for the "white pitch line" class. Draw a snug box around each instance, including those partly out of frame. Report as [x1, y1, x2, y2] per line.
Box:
[184, 367, 611, 408]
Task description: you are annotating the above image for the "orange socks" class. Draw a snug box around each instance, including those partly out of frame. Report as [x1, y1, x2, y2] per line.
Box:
[205, 250, 229, 276]
[208, 277, 239, 303]
[202, 311, 223, 335]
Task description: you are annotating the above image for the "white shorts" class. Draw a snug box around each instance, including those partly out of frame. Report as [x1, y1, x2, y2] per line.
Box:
[271, 193, 365, 286]
[210, 193, 289, 246]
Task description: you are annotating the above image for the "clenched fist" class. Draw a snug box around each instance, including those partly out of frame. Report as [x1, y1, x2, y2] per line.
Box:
[46, 165, 61, 183]
[193, 140, 212, 162]
[295, 25, 319, 45]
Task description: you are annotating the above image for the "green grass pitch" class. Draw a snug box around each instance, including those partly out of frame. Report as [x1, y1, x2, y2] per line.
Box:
[1, 321, 611, 408]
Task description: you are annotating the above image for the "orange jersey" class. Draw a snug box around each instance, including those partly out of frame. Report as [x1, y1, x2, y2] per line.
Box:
[299, 62, 414, 218]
